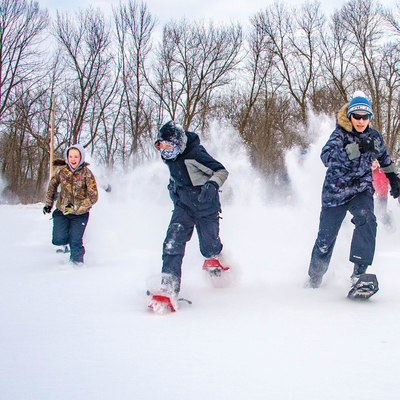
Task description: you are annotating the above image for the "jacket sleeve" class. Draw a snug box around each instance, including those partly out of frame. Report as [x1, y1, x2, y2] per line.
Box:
[375, 132, 396, 172]
[320, 129, 348, 167]
[187, 147, 229, 187]
[209, 168, 229, 187]
[45, 171, 60, 208]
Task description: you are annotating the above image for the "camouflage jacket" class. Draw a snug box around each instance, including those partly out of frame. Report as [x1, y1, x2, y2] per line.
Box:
[321, 104, 394, 209]
[45, 159, 98, 215]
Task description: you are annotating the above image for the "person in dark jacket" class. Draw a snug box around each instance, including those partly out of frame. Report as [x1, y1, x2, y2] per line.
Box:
[306, 91, 400, 288]
[154, 121, 229, 296]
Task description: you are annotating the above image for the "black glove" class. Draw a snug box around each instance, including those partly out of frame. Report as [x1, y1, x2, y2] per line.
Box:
[386, 172, 400, 199]
[359, 137, 380, 154]
[198, 181, 219, 203]
[43, 205, 52, 214]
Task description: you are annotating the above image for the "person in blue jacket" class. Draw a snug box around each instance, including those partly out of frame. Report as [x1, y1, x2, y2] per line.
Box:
[307, 91, 400, 288]
[154, 121, 229, 295]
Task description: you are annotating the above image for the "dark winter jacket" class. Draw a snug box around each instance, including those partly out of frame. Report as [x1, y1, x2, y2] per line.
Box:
[163, 131, 228, 215]
[45, 159, 98, 215]
[321, 104, 394, 209]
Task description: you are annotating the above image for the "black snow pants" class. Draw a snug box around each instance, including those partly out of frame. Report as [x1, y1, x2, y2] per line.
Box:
[52, 209, 89, 263]
[308, 191, 377, 280]
[162, 201, 223, 293]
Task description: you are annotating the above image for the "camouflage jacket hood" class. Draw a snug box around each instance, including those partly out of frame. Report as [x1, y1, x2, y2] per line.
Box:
[320, 104, 394, 208]
[45, 159, 98, 215]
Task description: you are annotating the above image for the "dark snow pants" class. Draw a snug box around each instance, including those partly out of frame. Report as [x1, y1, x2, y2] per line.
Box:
[52, 209, 89, 263]
[308, 191, 377, 280]
[162, 202, 223, 292]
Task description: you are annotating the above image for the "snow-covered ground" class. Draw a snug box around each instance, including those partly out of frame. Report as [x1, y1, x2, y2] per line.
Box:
[1, 121, 400, 399]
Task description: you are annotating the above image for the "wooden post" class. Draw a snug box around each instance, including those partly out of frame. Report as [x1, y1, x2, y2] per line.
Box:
[49, 95, 55, 179]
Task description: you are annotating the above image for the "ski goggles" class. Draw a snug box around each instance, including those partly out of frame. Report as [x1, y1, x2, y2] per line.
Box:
[351, 113, 371, 121]
[157, 140, 174, 150]
[159, 141, 180, 160]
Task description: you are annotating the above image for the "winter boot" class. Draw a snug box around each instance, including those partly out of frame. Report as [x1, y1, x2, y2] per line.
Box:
[160, 273, 180, 296]
[304, 274, 323, 289]
[147, 274, 179, 314]
[350, 263, 368, 284]
[56, 245, 70, 254]
[70, 260, 84, 268]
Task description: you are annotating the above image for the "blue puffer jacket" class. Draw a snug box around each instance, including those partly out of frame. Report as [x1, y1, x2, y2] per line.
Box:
[321, 104, 394, 209]
[164, 131, 228, 215]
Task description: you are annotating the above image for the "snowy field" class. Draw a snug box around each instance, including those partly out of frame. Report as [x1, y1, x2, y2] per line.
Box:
[1, 121, 400, 399]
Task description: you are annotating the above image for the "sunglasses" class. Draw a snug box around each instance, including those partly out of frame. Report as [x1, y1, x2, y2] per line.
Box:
[351, 113, 370, 121]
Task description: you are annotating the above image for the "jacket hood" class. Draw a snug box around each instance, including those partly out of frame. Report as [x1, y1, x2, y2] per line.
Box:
[64, 144, 86, 172]
[181, 131, 200, 155]
[337, 103, 353, 132]
[163, 131, 200, 163]
[155, 121, 188, 153]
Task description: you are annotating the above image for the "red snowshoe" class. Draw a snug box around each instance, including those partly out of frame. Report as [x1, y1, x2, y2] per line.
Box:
[202, 259, 232, 288]
[202, 259, 230, 277]
[148, 294, 177, 314]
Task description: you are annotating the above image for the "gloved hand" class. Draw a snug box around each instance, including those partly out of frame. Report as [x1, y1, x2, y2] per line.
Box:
[43, 205, 52, 215]
[359, 137, 380, 154]
[167, 180, 178, 202]
[345, 143, 360, 160]
[64, 204, 74, 215]
[167, 180, 175, 192]
[198, 181, 219, 203]
[385, 172, 400, 199]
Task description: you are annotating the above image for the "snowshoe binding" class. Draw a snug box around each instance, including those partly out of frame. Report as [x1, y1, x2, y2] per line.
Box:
[347, 273, 379, 300]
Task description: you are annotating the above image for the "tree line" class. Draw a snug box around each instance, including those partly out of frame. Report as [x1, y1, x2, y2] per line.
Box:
[1, 0, 400, 203]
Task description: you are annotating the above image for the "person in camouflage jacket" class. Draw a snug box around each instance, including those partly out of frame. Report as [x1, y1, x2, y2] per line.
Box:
[307, 91, 400, 289]
[43, 144, 98, 265]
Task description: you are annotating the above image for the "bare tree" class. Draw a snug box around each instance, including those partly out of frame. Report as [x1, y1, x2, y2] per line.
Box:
[318, 9, 358, 113]
[381, 3, 400, 156]
[0, 0, 48, 202]
[236, 13, 276, 135]
[147, 19, 243, 131]
[255, 1, 324, 125]
[0, 0, 48, 120]
[338, 0, 385, 130]
[113, 0, 156, 167]
[379, 43, 400, 155]
[53, 7, 114, 146]
[0, 83, 49, 203]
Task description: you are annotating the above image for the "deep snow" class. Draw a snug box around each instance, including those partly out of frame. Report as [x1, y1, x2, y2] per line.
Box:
[1, 120, 400, 399]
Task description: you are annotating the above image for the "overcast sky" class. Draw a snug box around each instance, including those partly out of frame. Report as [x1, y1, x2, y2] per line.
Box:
[39, 0, 398, 28]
